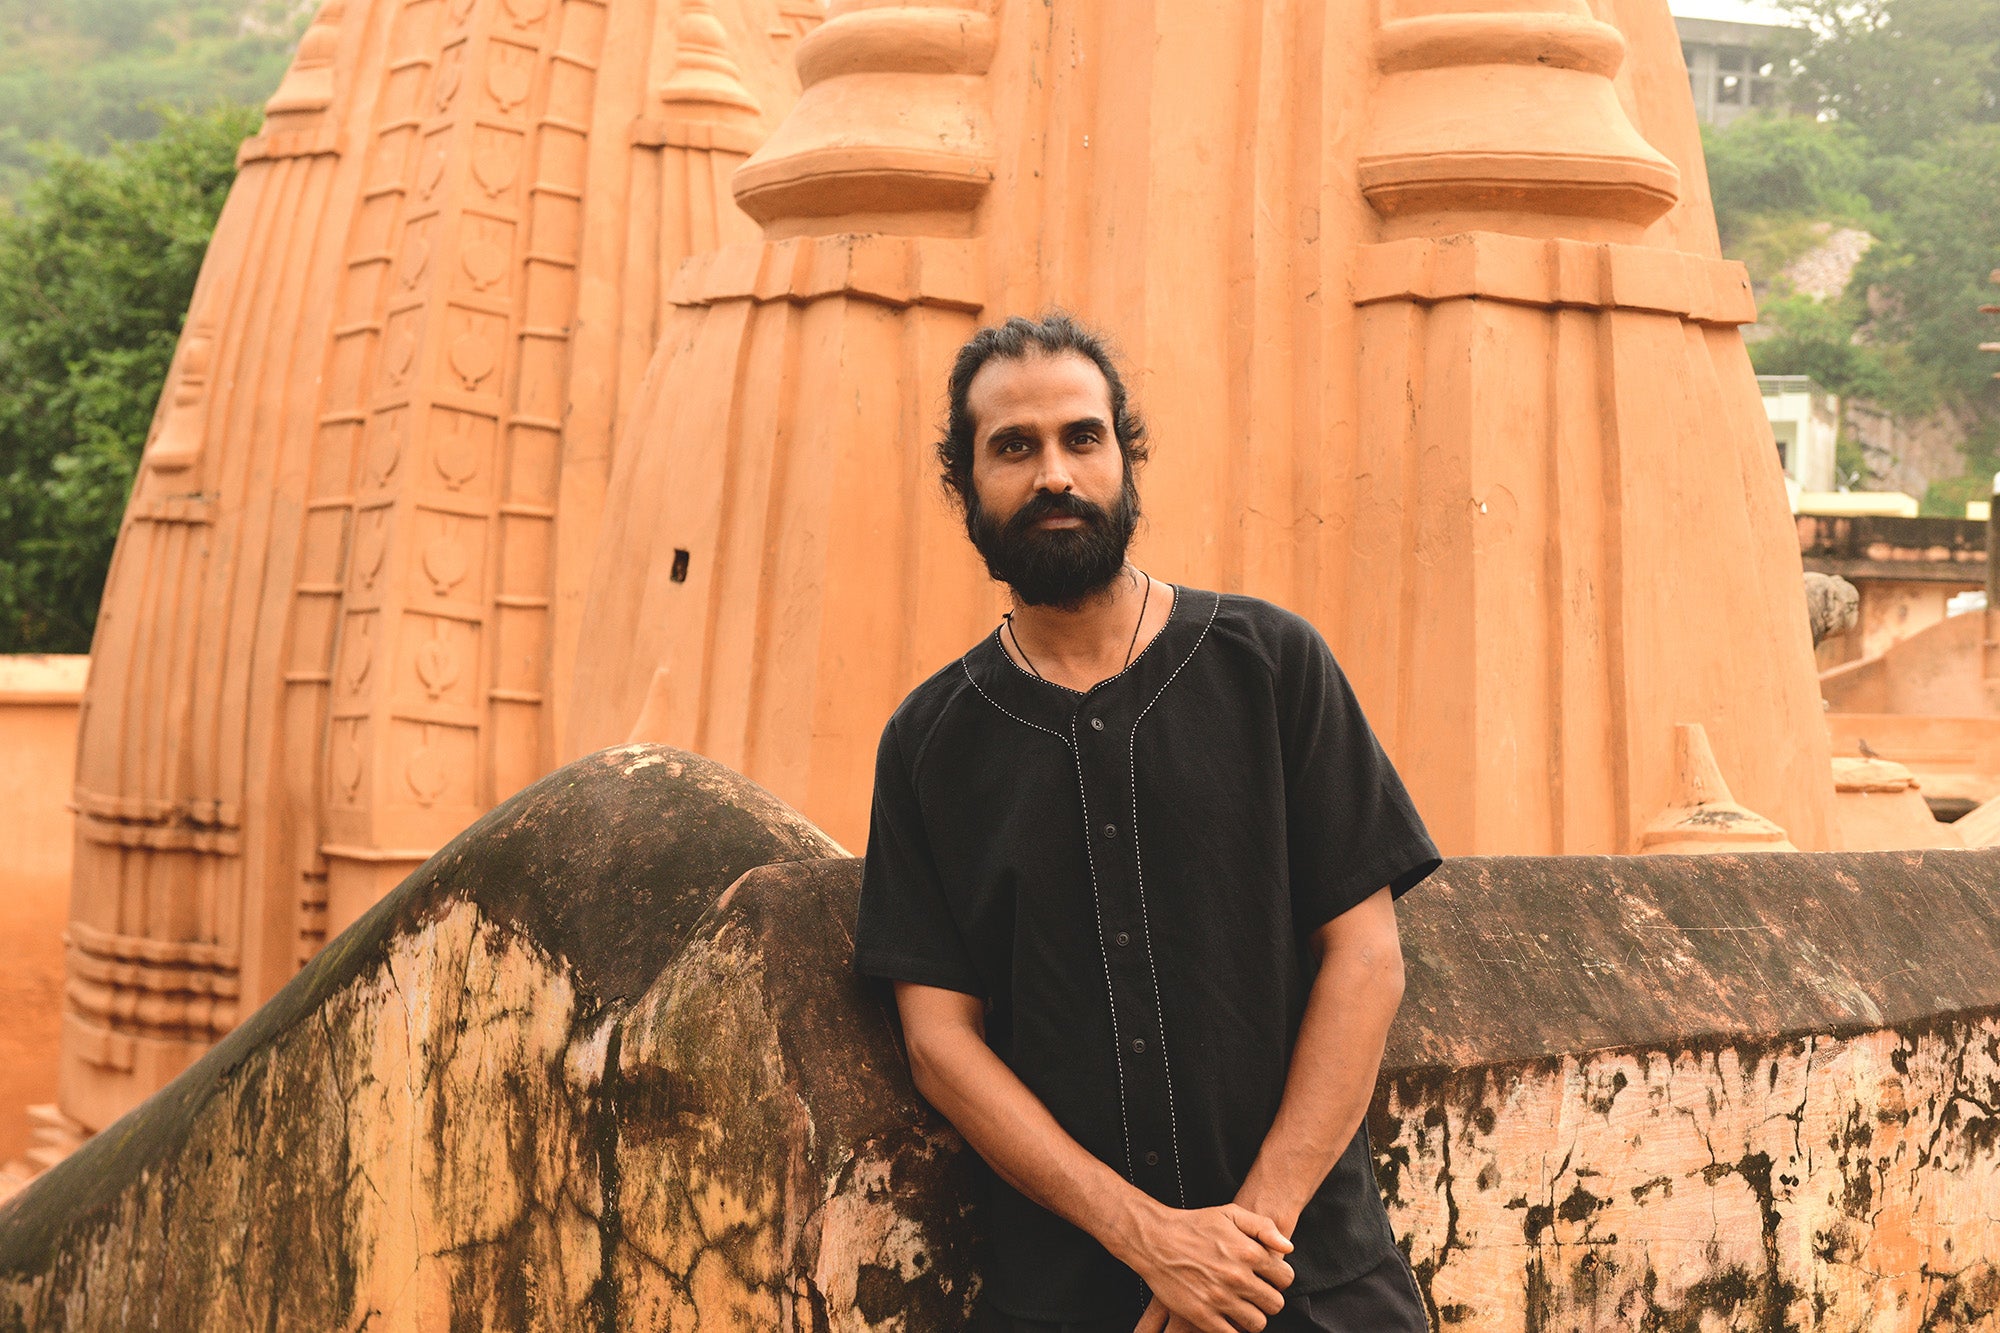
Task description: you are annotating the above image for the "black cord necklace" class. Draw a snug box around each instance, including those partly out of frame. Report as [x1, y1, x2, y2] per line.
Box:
[1005, 569, 1152, 683]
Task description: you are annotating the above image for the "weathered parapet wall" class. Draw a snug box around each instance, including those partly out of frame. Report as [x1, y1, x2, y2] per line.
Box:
[5, 750, 1998, 1329]
[1379, 851, 2000, 1331]
[0, 746, 879, 1331]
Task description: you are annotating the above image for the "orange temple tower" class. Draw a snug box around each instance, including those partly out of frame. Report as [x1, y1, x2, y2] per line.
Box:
[60, 0, 811, 1133]
[54, 0, 1836, 1139]
[566, 0, 1834, 858]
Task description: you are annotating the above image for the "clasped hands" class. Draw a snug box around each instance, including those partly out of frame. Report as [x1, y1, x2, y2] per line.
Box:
[1128, 1202, 1295, 1333]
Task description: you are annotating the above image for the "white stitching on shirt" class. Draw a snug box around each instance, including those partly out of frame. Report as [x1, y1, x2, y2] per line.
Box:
[960, 659, 1068, 743]
[959, 585, 1206, 1199]
[1126, 590, 1221, 1210]
[1071, 715, 1137, 1182]
[961, 657, 1138, 1182]
[991, 583, 1183, 696]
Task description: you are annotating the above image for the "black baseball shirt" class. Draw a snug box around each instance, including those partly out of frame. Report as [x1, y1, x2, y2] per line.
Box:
[853, 585, 1441, 1322]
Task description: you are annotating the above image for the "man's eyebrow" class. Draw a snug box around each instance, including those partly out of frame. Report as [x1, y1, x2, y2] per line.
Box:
[1064, 416, 1109, 436]
[984, 422, 1034, 446]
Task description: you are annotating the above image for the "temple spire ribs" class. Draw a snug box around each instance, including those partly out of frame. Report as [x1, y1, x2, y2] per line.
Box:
[58, 0, 367, 1136]
[568, 0, 1834, 857]
[52, 0, 1845, 1160]
[566, 0, 999, 853]
[618, 0, 787, 403]
[1341, 0, 1832, 853]
[49, 0, 810, 1143]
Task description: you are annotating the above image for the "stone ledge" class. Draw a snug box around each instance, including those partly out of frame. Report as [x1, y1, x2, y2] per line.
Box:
[5, 750, 1997, 1330]
[1355, 232, 1758, 325]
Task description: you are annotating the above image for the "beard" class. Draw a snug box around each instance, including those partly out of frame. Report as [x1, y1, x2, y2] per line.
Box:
[967, 475, 1141, 609]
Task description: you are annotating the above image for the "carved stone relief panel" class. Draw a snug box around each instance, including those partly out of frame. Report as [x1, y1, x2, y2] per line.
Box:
[428, 406, 497, 492]
[399, 612, 482, 713]
[407, 506, 490, 607]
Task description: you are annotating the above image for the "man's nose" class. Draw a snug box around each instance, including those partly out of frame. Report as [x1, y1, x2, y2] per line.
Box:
[1032, 441, 1074, 494]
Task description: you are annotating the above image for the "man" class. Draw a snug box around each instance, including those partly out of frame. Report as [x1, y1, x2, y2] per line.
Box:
[853, 314, 1440, 1332]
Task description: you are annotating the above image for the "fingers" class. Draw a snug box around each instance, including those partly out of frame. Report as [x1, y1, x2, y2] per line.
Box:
[1243, 1275, 1287, 1316]
[1132, 1295, 1170, 1333]
[1250, 1247, 1296, 1292]
[1187, 1312, 1244, 1333]
[1224, 1205, 1294, 1254]
[1221, 1296, 1273, 1332]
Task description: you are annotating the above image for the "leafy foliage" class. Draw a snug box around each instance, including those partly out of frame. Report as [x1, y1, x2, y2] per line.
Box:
[1701, 115, 1874, 257]
[1853, 125, 2000, 406]
[0, 104, 256, 651]
[1781, 0, 2000, 152]
[1750, 292, 1900, 403]
[1706, 0, 2000, 495]
[0, 0, 303, 200]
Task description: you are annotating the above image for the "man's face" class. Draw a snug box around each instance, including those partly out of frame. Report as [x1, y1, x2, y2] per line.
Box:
[963, 350, 1139, 608]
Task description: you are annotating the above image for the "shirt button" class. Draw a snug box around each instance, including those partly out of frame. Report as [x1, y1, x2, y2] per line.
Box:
[1102, 823, 1117, 839]
[1131, 1037, 1146, 1053]
[1145, 1151, 1160, 1167]
[1114, 931, 1130, 947]
[1090, 717, 1105, 731]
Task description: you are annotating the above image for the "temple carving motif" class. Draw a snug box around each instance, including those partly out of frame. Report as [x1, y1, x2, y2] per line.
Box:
[62, 0, 811, 1134]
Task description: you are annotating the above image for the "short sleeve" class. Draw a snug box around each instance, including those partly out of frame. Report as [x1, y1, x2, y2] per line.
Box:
[1280, 623, 1441, 936]
[852, 719, 987, 996]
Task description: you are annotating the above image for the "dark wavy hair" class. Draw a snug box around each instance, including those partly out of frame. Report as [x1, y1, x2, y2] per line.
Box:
[936, 312, 1149, 510]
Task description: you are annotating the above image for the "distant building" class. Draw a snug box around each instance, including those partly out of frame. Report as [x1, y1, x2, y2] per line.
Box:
[1761, 374, 1840, 494]
[1671, 0, 1798, 127]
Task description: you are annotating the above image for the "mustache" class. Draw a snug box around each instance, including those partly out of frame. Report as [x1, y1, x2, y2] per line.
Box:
[1004, 489, 1109, 533]
[967, 475, 1140, 608]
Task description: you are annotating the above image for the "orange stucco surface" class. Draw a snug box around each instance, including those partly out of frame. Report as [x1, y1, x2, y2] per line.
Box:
[0, 657, 85, 1166]
[566, 0, 1833, 862]
[58, 0, 812, 1131]
[55, 0, 1837, 1132]
[1798, 513, 1989, 670]
[1814, 578, 1979, 670]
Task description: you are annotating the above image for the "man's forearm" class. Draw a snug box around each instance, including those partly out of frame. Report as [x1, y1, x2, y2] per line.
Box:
[1235, 924, 1404, 1234]
[906, 1020, 1162, 1266]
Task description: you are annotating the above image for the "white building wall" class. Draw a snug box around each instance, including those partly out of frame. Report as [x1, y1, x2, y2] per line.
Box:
[1761, 377, 1840, 493]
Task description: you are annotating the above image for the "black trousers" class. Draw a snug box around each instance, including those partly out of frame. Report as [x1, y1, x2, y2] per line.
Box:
[971, 1250, 1431, 1333]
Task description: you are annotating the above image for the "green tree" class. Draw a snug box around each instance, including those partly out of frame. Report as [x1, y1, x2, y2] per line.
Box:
[1700, 0, 2000, 498]
[1854, 125, 2000, 408]
[1699, 115, 1872, 250]
[1783, 0, 2000, 150]
[0, 0, 301, 200]
[0, 103, 256, 652]
[1749, 292, 1905, 404]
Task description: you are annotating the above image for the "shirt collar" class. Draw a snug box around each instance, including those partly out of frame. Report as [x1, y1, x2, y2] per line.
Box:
[959, 583, 1222, 737]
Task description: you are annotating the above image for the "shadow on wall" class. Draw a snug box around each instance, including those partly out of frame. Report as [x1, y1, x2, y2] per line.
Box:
[2, 746, 1998, 1330]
